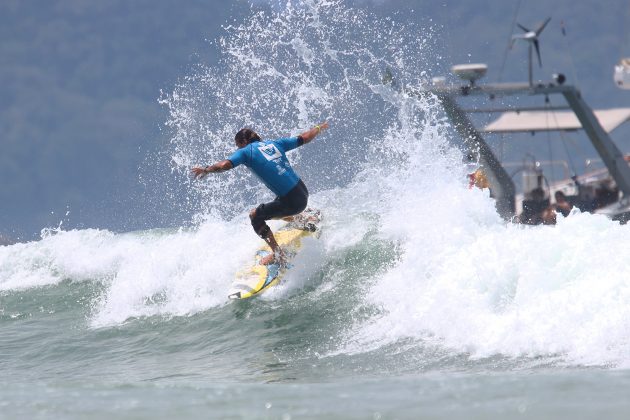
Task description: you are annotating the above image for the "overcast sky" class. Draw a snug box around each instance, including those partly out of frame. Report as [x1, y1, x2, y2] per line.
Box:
[2, 0, 629, 242]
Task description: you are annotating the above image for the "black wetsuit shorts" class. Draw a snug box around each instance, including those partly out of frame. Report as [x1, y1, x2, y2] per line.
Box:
[251, 179, 308, 237]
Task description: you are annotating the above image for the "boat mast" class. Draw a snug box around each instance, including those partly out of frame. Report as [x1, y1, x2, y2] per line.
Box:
[561, 88, 630, 198]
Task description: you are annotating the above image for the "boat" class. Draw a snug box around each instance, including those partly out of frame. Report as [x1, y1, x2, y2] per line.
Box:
[402, 18, 630, 224]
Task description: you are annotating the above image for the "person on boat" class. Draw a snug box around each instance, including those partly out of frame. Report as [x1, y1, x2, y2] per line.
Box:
[191, 122, 329, 265]
[554, 191, 573, 217]
[468, 168, 490, 190]
[593, 180, 619, 209]
[541, 205, 557, 225]
[519, 187, 548, 225]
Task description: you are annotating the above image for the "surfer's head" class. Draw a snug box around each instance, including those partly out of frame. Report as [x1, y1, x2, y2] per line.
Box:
[235, 128, 261, 148]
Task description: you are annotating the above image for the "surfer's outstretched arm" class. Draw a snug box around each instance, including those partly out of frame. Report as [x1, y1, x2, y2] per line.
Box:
[191, 160, 233, 179]
[299, 121, 329, 145]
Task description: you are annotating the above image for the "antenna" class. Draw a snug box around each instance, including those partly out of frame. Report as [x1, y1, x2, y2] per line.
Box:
[511, 17, 551, 86]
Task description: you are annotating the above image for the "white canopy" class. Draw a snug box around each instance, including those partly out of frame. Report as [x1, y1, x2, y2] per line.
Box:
[483, 108, 630, 134]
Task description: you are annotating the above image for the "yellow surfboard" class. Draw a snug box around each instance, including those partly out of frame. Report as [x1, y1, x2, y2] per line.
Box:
[228, 213, 321, 300]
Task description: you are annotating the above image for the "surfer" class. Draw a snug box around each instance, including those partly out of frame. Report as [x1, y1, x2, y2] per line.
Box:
[191, 122, 329, 265]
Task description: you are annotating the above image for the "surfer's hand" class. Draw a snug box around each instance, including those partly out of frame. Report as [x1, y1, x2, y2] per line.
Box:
[191, 166, 209, 179]
[300, 122, 329, 144]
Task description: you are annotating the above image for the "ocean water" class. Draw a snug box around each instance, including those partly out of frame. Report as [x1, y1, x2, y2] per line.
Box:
[3, 1, 630, 418]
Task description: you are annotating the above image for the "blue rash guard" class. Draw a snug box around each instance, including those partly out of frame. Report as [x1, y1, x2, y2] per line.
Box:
[228, 136, 303, 197]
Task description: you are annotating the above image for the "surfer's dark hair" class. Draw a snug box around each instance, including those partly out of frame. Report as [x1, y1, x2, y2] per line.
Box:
[235, 128, 261, 145]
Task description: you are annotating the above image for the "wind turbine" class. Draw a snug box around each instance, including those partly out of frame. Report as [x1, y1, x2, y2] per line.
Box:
[511, 17, 551, 86]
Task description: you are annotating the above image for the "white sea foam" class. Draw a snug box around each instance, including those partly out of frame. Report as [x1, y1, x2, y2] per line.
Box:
[260, 235, 326, 301]
[341, 112, 630, 366]
[0, 228, 119, 291]
[0, 216, 260, 327]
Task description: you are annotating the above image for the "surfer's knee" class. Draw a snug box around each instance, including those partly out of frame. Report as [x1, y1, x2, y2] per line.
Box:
[250, 208, 271, 238]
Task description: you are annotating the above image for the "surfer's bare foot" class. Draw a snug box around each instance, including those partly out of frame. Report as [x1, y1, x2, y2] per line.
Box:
[287, 209, 321, 232]
[260, 253, 275, 265]
[260, 249, 286, 266]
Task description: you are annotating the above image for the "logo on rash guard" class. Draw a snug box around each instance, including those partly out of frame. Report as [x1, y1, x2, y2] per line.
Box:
[258, 144, 282, 161]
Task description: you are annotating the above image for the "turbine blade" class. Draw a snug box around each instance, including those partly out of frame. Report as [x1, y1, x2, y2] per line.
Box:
[517, 23, 530, 33]
[535, 17, 551, 36]
[534, 39, 542, 67]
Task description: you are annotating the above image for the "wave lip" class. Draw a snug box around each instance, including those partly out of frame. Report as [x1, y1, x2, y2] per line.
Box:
[0, 218, 256, 327]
